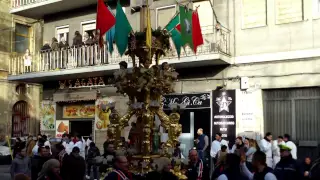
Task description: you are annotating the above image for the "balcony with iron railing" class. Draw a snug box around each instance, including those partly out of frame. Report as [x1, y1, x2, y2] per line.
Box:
[8, 29, 231, 82]
[10, 0, 98, 18]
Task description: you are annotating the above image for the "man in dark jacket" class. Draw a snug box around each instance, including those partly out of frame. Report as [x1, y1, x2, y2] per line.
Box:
[273, 144, 303, 180]
[61, 147, 86, 180]
[104, 156, 133, 180]
[30, 146, 51, 180]
[86, 142, 100, 180]
[185, 149, 209, 180]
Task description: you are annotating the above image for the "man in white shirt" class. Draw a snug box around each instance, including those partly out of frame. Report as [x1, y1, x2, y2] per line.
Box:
[260, 132, 273, 168]
[284, 134, 297, 159]
[210, 132, 229, 166]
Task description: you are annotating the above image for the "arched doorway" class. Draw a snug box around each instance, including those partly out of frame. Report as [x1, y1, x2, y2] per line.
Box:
[12, 101, 30, 137]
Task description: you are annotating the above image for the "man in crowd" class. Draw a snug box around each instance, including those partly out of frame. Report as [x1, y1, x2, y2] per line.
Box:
[272, 136, 285, 168]
[61, 147, 86, 180]
[273, 144, 303, 180]
[283, 134, 297, 160]
[104, 156, 133, 180]
[260, 132, 273, 168]
[10, 148, 31, 179]
[185, 149, 209, 180]
[210, 132, 229, 166]
[100, 142, 116, 174]
[31, 146, 51, 180]
[32, 138, 45, 156]
[241, 151, 277, 180]
[195, 128, 209, 161]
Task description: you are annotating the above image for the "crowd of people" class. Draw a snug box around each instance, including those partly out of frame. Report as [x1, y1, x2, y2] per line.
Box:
[8, 129, 320, 180]
[201, 131, 317, 180]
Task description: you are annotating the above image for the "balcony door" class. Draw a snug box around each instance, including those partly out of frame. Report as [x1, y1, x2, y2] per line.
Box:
[56, 26, 69, 43]
[82, 21, 96, 41]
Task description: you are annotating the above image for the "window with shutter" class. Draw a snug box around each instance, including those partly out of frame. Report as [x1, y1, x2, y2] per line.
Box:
[242, 0, 267, 29]
[275, 0, 303, 24]
[156, 5, 177, 29]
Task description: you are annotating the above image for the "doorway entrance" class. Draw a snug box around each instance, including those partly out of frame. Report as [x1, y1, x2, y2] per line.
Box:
[12, 101, 29, 137]
[70, 120, 93, 137]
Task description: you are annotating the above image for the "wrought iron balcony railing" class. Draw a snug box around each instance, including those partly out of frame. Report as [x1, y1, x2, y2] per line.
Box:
[9, 30, 230, 76]
[11, 0, 50, 8]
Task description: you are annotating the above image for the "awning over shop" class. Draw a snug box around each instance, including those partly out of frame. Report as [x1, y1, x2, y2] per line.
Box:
[53, 90, 97, 102]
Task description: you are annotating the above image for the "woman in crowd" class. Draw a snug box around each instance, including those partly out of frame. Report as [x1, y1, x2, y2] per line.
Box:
[216, 154, 247, 180]
[37, 159, 62, 180]
[245, 139, 257, 172]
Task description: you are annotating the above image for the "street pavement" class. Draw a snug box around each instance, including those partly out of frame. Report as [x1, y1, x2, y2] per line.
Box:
[0, 165, 11, 180]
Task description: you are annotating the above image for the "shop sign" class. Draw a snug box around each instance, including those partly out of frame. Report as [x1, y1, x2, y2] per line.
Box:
[62, 105, 95, 119]
[56, 120, 69, 138]
[212, 90, 236, 146]
[53, 91, 97, 102]
[58, 77, 106, 89]
[162, 93, 210, 109]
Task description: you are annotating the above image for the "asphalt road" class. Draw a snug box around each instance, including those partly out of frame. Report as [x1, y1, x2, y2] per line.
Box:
[0, 165, 11, 180]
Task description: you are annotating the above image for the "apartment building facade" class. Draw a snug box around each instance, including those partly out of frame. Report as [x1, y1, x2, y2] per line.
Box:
[0, 0, 42, 138]
[8, 0, 320, 155]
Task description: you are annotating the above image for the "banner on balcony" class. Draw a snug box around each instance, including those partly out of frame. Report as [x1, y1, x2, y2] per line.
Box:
[55, 120, 69, 138]
[162, 93, 210, 110]
[95, 97, 113, 130]
[62, 105, 95, 119]
[212, 90, 236, 145]
[40, 101, 56, 131]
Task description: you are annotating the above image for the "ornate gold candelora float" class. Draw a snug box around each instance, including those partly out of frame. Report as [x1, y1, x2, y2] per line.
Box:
[107, 28, 183, 174]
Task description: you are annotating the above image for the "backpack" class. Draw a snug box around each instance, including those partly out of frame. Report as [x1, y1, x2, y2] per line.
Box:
[87, 147, 98, 159]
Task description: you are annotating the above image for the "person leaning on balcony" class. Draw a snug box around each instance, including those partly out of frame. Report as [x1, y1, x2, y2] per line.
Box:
[51, 37, 59, 51]
[59, 37, 69, 50]
[83, 32, 94, 46]
[24, 49, 32, 73]
[41, 42, 51, 52]
[72, 31, 83, 48]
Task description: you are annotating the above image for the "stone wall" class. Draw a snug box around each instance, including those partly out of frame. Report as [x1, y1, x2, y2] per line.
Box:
[0, 80, 42, 137]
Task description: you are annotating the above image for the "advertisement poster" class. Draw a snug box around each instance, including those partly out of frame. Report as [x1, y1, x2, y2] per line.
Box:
[40, 101, 56, 131]
[63, 105, 95, 119]
[56, 120, 69, 138]
[95, 98, 113, 130]
[236, 89, 264, 134]
[212, 90, 236, 145]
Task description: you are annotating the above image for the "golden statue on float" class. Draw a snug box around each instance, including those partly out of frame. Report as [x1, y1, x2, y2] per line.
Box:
[106, 28, 183, 174]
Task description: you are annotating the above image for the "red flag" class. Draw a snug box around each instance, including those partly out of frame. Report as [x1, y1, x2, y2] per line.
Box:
[96, 0, 115, 47]
[192, 10, 204, 53]
[175, 24, 181, 32]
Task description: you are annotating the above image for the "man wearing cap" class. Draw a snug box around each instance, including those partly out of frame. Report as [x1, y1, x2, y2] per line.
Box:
[273, 144, 303, 180]
[283, 134, 297, 159]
